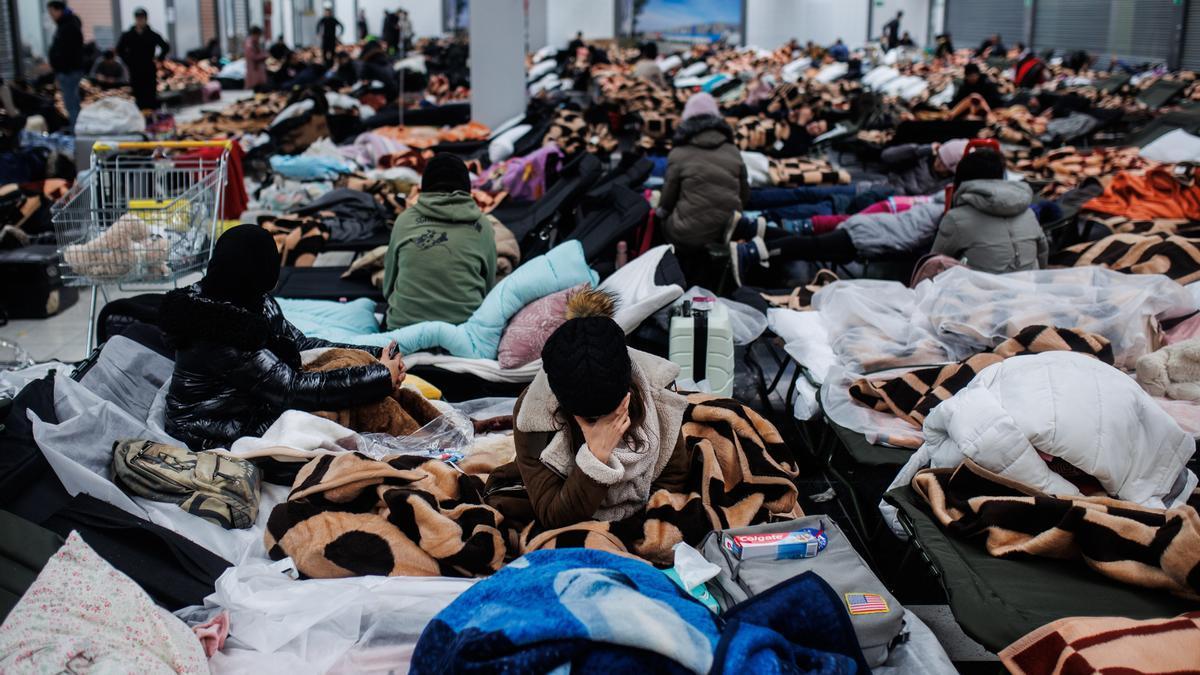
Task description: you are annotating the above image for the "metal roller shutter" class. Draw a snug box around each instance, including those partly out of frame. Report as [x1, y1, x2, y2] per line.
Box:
[233, 0, 250, 37]
[1035, 0, 1177, 65]
[1184, 1, 1200, 70]
[1107, 0, 1178, 63]
[1033, 0, 1110, 57]
[0, 0, 17, 81]
[945, 0, 1024, 54]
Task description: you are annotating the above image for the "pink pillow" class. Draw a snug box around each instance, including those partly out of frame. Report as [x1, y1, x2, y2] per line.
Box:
[498, 284, 587, 369]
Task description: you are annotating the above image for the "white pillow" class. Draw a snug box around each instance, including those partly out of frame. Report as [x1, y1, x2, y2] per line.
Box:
[598, 244, 685, 333]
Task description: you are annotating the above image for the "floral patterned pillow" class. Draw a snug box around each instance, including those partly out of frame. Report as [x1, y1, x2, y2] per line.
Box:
[498, 283, 587, 369]
[0, 532, 208, 673]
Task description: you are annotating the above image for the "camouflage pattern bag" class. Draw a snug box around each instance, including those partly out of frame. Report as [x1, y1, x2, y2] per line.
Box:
[112, 440, 261, 530]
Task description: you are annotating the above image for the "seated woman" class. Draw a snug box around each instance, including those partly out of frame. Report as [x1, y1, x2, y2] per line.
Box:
[512, 290, 690, 529]
[658, 92, 749, 250]
[89, 50, 129, 89]
[383, 153, 496, 329]
[931, 148, 1047, 273]
[161, 225, 406, 450]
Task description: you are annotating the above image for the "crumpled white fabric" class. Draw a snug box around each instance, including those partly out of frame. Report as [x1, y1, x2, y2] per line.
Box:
[861, 66, 900, 90]
[76, 97, 146, 135]
[30, 372, 287, 564]
[0, 360, 66, 398]
[814, 62, 848, 84]
[1140, 128, 1200, 164]
[766, 309, 838, 421]
[178, 559, 475, 674]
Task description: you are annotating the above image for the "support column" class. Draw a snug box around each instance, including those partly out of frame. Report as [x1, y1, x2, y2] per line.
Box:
[470, 0, 527, 129]
[527, 0, 547, 52]
[1168, 0, 1186, 71]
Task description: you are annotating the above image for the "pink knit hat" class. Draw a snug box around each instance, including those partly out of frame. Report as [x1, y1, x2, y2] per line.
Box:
[938, 139, 969, 172]
[682, 92, 720, 121]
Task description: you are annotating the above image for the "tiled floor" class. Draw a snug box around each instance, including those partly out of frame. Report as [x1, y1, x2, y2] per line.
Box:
[0, 273, 202, 363]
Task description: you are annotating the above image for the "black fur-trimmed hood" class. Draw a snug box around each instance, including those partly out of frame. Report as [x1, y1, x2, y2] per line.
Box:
[673, 114, 734, 148]
[159, 284, 271, 351]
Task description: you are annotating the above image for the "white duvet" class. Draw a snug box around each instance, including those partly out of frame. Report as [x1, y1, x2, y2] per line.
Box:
[882, 351, 1199, 534]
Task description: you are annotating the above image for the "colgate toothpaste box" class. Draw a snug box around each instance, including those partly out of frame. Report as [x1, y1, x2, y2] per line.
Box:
[724, 527, 827, 560]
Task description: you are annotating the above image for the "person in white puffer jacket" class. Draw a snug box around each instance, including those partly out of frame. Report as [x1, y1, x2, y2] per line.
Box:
[883, 350, 1198, 534]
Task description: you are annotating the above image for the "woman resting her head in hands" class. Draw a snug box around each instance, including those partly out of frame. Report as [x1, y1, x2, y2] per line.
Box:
[160, 225, 407, 450]
[513, 289, 692, 529]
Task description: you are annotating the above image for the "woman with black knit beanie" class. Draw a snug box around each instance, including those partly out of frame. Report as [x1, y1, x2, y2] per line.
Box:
[510, 289, 692, 529]
[160, 224, 407, 450]
[930, 148, 1047, 273]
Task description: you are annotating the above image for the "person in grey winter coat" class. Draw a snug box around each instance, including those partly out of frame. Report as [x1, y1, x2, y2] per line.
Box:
[658, 92, 749, 249]
[880, 139, 967, 196]
[931, 149, 1047, 273]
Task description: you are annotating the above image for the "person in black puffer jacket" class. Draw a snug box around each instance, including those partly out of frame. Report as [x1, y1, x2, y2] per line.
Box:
[160, 225, 406, 450]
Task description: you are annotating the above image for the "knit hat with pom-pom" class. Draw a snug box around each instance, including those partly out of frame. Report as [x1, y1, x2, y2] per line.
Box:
[540, 289, 631, 418]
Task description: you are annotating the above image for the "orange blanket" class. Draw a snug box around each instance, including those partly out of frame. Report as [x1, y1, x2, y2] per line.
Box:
[1084, 166, 1200, 220]
[375, 121, 491, 149]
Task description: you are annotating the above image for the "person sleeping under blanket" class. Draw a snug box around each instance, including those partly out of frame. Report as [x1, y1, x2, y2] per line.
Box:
[160, 225, 408, 450]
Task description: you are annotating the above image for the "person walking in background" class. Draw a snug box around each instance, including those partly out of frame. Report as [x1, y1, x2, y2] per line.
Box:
[382, 10, 399, 54]
[396, 9, 412, 55]
[316, 4, 343, 66]
[242, 26, 268, 90]
[934, 33, 954, 60]
[46, 0, 84, 130]
[882, 11, 902, 50]
[117, 8, 170, 111]
[357, 9, 368, 41]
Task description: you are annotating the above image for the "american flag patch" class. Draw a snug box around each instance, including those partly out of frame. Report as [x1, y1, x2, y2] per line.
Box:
[845, 593, 889, 615]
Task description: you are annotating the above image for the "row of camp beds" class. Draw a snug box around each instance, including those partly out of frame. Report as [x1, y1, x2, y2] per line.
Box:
[743, 335, 1198, 654]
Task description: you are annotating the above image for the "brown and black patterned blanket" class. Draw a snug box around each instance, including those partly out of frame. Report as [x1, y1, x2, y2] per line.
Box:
[850, 325, 1113, 427]
[1052, 231, 1200, 285]
[515, 394, 802, 566]
[912, 460, 1200, 598]
[265, 394, 802, 577]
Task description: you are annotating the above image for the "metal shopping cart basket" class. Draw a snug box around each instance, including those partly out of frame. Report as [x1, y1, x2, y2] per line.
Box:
[52, 140, 231, 351]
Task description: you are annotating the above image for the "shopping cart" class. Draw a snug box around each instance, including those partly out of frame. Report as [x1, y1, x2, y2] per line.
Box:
[52, 140, 231, 351]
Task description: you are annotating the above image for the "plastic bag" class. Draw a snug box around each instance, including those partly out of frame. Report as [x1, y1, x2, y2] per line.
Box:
[452, 397, 516, 420]
[75, 97, 146, 136]
[0, 342, 54, 398]
[359, 401, 474, 460]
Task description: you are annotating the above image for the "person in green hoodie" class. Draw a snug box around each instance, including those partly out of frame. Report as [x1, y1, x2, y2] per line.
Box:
[383, 154, 497, 329]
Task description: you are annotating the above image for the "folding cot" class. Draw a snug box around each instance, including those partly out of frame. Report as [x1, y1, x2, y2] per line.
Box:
[885, 485, 1198, 653]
